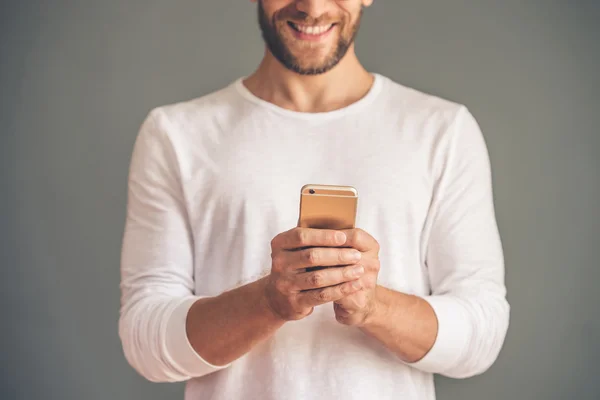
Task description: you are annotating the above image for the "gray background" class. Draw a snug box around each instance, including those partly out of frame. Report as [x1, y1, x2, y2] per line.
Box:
[2, 0, 599, 399]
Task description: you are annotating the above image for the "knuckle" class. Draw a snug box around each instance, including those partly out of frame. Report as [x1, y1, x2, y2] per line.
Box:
[339, 284, 349, 295]
[295, 228, 308, 246]
[344, 266, 355, 279]
[316, 290, 330, 302]
[306, 249, 319, 265]
[340, 282, 351, 295]
[309, 272, 324, 287]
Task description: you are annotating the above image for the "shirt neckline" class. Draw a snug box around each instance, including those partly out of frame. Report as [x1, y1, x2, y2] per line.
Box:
[233, 73, 384, 121]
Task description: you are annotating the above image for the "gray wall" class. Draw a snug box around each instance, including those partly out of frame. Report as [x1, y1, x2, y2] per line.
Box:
[2, 0, 599, 399]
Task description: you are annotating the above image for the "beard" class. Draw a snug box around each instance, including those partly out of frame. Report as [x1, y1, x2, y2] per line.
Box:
[257, 1, 362, 75]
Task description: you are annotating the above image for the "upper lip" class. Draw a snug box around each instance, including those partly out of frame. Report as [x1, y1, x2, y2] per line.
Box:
[288, 21, 336, 28]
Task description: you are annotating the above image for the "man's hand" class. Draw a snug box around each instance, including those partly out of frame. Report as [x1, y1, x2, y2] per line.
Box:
[264, 227, 365, 321]
[333, 228, 381, 327]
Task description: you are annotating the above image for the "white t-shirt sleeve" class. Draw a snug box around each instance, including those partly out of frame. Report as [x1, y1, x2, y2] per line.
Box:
[118, 108, 229, 383]
[408, 106, 510, 378]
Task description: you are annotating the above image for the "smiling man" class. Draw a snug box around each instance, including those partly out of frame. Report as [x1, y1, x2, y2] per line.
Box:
[258, 0, 363, 75]
[118, 1, 510, 399]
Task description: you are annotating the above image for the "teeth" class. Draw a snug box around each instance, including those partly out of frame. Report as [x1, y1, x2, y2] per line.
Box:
[292, 23, 332, 35]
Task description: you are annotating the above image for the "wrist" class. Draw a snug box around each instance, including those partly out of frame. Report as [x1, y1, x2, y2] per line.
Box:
[256, 276, 287, 325]
[361, 285, 388, 329]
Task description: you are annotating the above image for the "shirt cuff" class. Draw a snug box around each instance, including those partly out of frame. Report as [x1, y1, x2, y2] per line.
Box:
[164, 296, 232, 377]
[406, 295, 472, 373]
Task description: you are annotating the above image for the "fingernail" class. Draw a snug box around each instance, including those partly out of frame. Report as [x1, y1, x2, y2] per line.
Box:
[353, 266, 364, 276]
[352, 280, 362, 289]
[350, 251, 361, 261]
[335, 232, 346, 244]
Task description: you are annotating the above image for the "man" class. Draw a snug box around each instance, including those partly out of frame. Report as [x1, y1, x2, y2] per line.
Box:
[119, 0, 510, 399]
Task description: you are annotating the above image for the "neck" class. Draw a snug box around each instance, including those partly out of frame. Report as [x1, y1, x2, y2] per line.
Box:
[243, 45, 374, 113]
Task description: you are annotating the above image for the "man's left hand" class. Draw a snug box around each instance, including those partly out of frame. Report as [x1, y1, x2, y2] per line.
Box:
[334, 228, 381, 326]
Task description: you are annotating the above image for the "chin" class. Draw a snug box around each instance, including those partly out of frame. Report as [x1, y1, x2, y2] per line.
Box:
[288, 57, 337, 75]
[295, 61, 332, 73]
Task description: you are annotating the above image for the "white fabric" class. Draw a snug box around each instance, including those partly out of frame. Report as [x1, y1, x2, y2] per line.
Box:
[119, 73, 510, 399]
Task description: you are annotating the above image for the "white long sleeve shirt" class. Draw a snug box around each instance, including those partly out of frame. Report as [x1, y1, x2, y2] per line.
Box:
[119, 73, 510, 400]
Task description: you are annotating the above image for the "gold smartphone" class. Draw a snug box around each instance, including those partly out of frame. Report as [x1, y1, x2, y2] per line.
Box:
[297, 184, 358, 272]
[297, 184, 358, 230]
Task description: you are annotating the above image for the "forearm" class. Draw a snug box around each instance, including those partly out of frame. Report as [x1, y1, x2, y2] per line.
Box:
[360, 285, 509, 378]
[186, 276, 285, 366]
[360, 285, 438, 363]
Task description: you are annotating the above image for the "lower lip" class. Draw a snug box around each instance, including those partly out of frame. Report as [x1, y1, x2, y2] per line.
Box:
[289, 24, 336, 42]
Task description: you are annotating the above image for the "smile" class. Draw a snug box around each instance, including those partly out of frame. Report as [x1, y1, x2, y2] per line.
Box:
[287, 22, 335, 36]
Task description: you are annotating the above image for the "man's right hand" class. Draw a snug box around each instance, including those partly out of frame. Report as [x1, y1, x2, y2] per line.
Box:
[264, 227, 365, 321]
